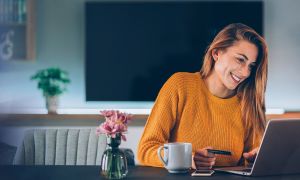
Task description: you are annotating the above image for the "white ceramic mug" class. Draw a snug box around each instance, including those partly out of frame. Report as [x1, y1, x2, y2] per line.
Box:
[157, 142, 192, 173]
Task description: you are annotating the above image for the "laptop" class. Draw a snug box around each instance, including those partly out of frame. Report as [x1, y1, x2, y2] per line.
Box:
[215, 119, 300, 176]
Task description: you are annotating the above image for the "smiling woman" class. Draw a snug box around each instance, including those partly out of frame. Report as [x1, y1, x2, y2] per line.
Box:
[208, 40, 258, 98]
[137, 23, 268, 170]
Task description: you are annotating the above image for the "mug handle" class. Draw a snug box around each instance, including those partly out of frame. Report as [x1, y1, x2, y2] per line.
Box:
[157, 145, 168, 166]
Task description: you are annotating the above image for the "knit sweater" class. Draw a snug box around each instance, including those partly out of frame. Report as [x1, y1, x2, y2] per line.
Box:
[137, 72, 259, 167]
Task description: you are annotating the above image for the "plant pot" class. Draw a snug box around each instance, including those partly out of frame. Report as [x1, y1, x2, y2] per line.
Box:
[45, 95, 59, 114]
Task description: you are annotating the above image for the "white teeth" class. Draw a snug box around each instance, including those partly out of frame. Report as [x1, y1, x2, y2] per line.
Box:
[231, 73, 241, 82]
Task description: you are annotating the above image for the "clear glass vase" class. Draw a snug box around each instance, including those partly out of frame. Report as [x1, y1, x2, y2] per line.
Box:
[101, 134, 128, 179]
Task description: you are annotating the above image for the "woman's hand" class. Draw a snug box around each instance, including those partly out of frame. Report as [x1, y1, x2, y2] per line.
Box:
[243, 147, 259, 163]
[192, 146, 216, 170]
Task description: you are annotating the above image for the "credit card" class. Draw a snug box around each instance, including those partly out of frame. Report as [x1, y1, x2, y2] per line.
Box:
[207, 149, 232, 156]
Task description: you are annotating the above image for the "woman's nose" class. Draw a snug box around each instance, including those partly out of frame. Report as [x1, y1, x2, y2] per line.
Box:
[241, 65, 251, 77]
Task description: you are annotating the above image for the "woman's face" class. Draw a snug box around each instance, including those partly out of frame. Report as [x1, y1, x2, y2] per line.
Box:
[213, 40, 258, 91]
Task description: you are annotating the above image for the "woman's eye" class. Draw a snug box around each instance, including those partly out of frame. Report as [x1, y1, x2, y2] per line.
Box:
[236, 57, 244, 63]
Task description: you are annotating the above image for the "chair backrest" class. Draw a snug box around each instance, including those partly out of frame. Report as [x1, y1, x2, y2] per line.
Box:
[13, 128, 107, 165]
[0, 142, 17, 165]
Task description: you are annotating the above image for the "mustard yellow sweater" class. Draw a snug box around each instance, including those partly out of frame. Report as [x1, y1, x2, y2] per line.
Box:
[138, 72, 258, 167]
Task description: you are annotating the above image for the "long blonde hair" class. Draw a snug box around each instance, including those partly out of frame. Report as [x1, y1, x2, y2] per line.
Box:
[200, 23, 268, 144]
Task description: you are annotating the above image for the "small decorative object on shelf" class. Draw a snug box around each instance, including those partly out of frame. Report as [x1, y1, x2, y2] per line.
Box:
[97, 110, 133, 179]
[30, 67, 70, 114]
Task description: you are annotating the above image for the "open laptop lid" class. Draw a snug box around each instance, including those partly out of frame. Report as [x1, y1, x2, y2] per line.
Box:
[250, 119, 300, 176]
[215, 119, 300, 176]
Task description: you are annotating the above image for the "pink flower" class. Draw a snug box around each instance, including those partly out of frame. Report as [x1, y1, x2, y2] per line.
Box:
[118, 112, 132, 124]
[97, 110, 133, 141]
[100, 110, 116, 118]
[121, 134, 127, 141]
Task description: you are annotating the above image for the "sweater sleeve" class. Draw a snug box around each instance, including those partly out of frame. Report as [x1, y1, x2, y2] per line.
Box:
[137, 73, 183, 167]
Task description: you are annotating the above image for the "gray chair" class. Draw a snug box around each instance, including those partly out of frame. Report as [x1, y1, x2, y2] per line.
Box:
[13, 128, 107, 165]
[0, 142, 17, 165]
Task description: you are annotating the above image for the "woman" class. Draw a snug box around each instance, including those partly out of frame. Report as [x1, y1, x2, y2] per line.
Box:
[137, 23, 268, 169]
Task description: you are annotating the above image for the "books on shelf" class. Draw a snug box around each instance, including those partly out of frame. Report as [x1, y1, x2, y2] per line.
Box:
[0, 0, 27, 24]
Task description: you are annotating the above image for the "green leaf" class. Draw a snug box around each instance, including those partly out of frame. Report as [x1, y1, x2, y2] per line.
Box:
[31, 67, 71, 96]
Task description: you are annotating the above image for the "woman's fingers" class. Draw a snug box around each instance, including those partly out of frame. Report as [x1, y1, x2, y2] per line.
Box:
[243, 152, 252, 159]
[194, 160, 215, 170]
[195, 160, 215, 167]
[243, 147, 259, 162]
[193, 155, 216, 163]
[193, 147, 216, 169]
[195, 148, 215, 158]
[249, 147, 259, 154]
[243, 153, 256, 162]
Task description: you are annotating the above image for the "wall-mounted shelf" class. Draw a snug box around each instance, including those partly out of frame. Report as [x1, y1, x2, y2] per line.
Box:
[0, 114, 148, 126]
[1, 113, 148, 121]
[0, 0, 35, 61]
[0, 112, 299, 127]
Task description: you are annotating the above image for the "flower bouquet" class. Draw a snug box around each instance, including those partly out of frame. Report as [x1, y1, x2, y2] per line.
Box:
[96, 110, 132, 179]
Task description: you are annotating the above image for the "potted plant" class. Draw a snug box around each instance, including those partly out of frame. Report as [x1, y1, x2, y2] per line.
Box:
[31, 67, 71, 114]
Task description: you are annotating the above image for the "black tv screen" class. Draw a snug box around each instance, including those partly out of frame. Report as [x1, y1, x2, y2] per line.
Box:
[85, 1, 263, 101]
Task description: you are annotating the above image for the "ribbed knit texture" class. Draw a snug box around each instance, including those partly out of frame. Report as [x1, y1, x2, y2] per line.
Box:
[13, 128, 107, 165]
[138, 72, 258, 167]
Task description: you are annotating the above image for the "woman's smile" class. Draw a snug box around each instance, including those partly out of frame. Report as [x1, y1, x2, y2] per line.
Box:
[230, 72, 241, 84]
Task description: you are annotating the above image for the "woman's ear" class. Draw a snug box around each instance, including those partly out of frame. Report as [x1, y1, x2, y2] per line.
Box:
[212, 49, 219, 62]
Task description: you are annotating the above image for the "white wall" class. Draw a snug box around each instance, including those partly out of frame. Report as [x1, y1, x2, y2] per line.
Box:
[264, 0, 300, 110]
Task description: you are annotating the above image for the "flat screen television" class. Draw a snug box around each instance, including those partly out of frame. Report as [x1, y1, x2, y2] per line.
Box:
[85, 1, 263, 101]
